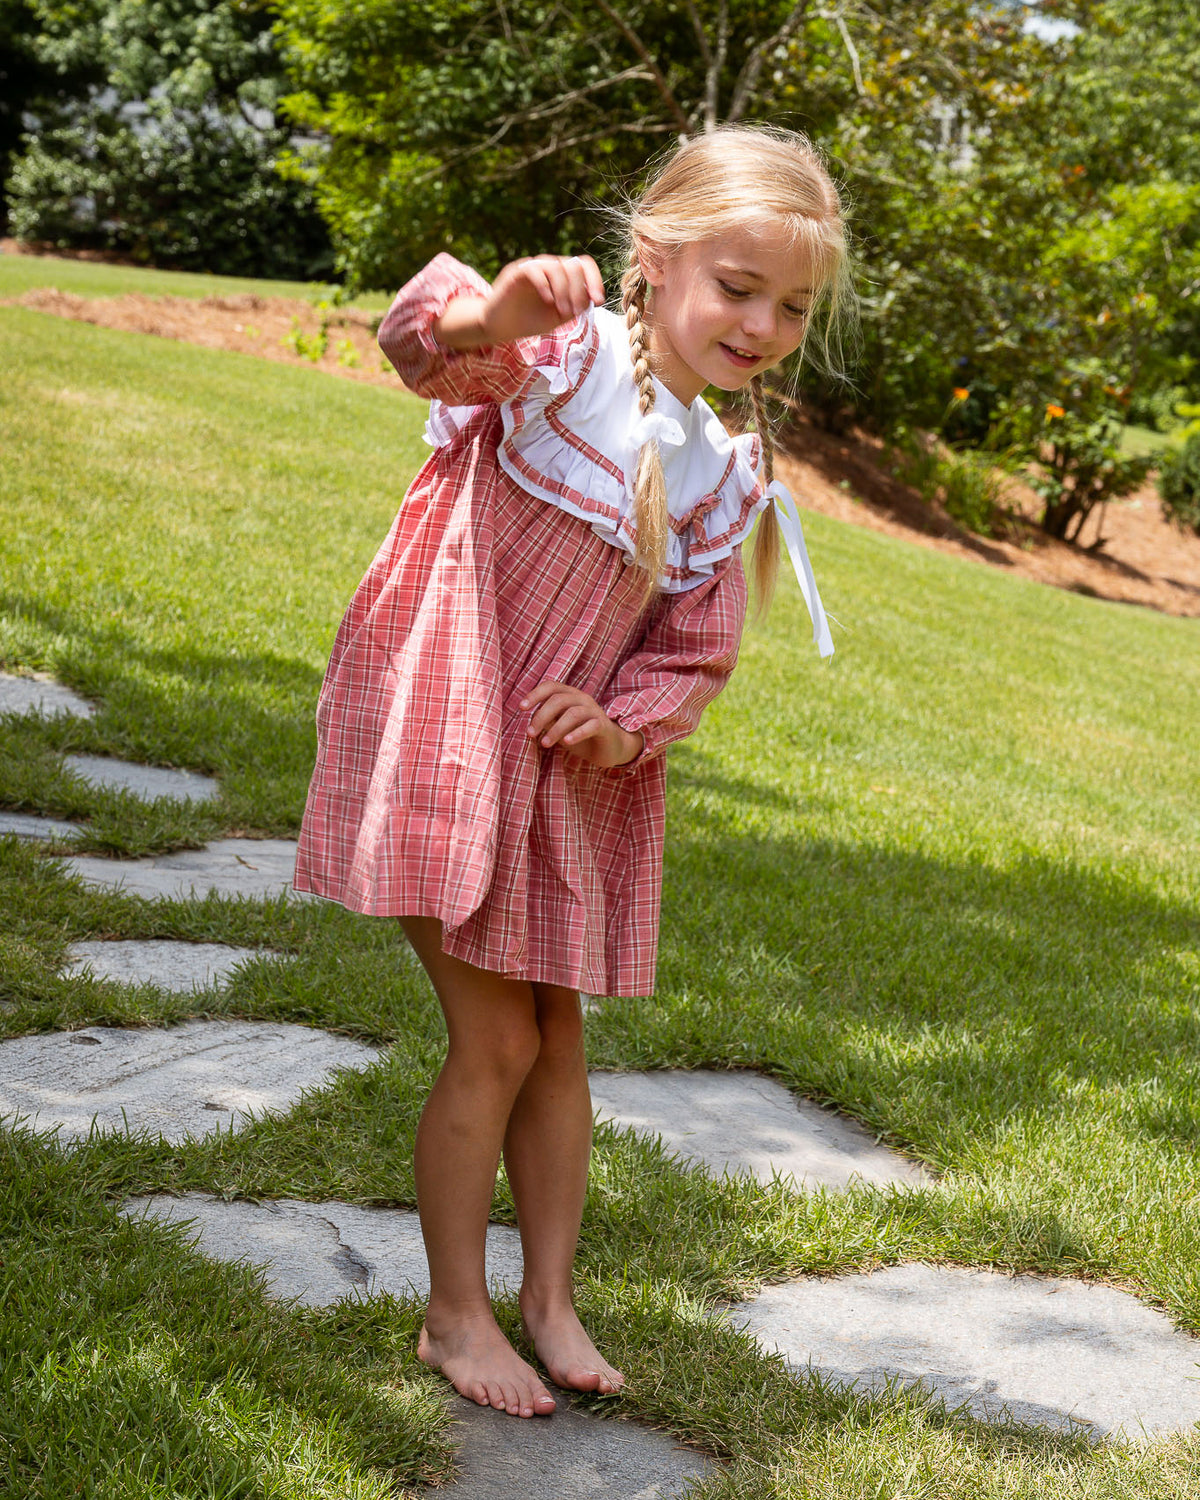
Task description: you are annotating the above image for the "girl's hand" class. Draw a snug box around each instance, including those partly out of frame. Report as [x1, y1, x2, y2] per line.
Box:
[520, 681, 644, 769]
[433, 255, 605, 349]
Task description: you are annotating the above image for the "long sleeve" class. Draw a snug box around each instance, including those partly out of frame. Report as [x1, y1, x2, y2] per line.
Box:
[601, 551, 749, 776]
[378, 251, 583, 406]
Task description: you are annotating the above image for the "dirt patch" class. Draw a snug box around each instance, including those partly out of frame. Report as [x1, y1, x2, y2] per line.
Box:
[8, 270, 1200, 620]
[772, 421, 1200, 620]
[5, 286, 399, 390]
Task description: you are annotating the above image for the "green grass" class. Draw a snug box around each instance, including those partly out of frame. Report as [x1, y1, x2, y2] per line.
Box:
[0, 247, 388, 312]
[1120, 422, 1174, 459]
[3, 290, 1200, 1495]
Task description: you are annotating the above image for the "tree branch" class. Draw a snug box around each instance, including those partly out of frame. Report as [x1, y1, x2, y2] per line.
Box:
[828, 8, 868, 99]
[491, 64, 655, 128]
[481, 120, 678, 180]
[591, 0, 693, 136]
[728, 0, 811, 122]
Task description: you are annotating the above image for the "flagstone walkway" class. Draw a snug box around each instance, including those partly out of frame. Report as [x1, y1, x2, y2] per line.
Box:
[4, 671, 1200, 1479]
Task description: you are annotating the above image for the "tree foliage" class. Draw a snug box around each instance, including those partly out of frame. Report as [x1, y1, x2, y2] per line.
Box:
[0, 0, 94, 232]
[6, 0, 330, 278]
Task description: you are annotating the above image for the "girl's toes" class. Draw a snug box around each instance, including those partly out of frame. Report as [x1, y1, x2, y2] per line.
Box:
[533, 1386, 557, 1415]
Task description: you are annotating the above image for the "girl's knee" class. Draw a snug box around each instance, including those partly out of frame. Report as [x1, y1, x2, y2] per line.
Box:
[532, 986, 585, 1066]
[446, 1006, 542, 1088]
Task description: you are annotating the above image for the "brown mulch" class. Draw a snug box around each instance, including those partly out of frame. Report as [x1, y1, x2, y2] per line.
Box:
[6, 263, 1200, 621]
[4, 285, 398, 389]
[771, 422, 1200, 621]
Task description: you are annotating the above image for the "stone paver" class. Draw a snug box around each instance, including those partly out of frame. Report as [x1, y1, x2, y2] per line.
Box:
[0, 1019, 379, 1142]
[0, 810, 80, 841]
[119, 1194, 523, 1304]
[589, 1069, 928, 1191]
[440, 1393, 713, 1499]
[117, 1193, 714, 1495]
[59, 838, 304, 901]
[730, 1263, 1200, 1439]
[64, 939, 284, 992]
[65, 753, 220, 804]
[0, 671, 94, 719]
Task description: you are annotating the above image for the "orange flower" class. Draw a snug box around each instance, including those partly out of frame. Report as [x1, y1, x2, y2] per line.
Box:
[953, 387, 970, 401]
[1045, 403, 1065, 420]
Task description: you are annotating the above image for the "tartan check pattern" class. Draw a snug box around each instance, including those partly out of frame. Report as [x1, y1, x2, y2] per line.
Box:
[293, 254, 748, 995]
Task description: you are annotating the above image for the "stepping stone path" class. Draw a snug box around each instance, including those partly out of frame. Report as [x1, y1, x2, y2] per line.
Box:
[589, 1068, 928, 1190]
[64, 938, 282, 992]
[0, 1019, 378, 1142]
[0, 810, 80, 841]
[0, 671, 94, 718]
[731, 1262, 1200, 1441]
[5, 671, 1200, 1462]
[62, 838, 304, 901]
[64, 752, 220, 803]
[439, 1393, 713, 1499]
[119, 1194, 524, 1305]
[119, 1193, 712, 1497]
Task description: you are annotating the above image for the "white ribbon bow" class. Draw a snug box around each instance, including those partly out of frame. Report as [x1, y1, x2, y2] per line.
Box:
[629, 411, 687, 449]
[766, 480, 835, 658]
[422, 400, 481, 448]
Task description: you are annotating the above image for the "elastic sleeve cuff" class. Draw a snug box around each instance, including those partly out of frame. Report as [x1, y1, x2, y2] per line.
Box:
[601, 715, 663, 778]
[415, 291, 494, 361]
[377, 252, 492, 372]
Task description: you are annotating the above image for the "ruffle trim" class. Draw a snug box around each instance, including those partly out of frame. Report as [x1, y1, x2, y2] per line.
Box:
[423, 305, 768, 593]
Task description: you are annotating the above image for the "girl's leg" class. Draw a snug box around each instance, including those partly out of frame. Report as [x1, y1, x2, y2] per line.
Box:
[401, 916, 557, 1419]
[502, 982, 625, 1395]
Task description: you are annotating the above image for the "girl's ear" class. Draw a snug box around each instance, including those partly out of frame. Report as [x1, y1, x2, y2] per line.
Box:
[636, 238, 668, 287]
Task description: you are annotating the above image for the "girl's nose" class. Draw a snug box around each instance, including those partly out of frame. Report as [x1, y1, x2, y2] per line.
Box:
[741, 298, 779, 343]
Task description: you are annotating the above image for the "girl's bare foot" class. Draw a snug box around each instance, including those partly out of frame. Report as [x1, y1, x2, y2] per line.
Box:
[419, 1310, 557, 1418]
[519, 1293, 625, 1395]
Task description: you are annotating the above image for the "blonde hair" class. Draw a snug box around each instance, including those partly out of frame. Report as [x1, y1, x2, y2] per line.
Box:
[614, 124, 855, 611]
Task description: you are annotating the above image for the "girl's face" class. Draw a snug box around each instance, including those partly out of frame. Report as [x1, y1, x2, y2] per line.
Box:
[639, 221, 815, 407]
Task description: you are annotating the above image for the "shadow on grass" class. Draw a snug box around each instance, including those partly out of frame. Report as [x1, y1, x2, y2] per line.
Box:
[0, 1127, 452, 1493]
[1, 590, 326, 831]
[605, 753, 1200, 1163]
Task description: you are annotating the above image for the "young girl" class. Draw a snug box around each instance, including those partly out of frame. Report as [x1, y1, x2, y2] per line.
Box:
[294, 124, 853, 1420]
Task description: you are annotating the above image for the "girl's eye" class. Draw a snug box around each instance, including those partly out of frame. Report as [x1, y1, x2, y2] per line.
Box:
[718, 280, 749, 299]
[785, 304, 809, 319]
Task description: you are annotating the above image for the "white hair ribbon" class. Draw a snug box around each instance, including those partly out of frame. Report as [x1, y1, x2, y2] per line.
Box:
[765, 480, 835, 658]
[629, 411, 687, 449]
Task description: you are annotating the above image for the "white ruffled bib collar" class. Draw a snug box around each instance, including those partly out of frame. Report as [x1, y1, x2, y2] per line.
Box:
[423, 303, 833, 653]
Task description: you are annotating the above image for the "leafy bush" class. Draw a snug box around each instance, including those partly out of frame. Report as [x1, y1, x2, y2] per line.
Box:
[889, 427, 1005, 537]
[995, 361, 1154, 542]
[7, 0, 331, 279]
[1157, 420, 1200, 534]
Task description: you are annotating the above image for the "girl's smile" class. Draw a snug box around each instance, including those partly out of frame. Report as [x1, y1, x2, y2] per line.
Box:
[639, 221, 814, 406]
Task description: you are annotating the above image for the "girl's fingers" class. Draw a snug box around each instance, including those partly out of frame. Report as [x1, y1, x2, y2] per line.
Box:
[577, 254, 606, 306]
[526, 261, 557, 310]
[526, 691, 576, 737]
[543, 258, 577, 321]
[542, 705, 594, 747]
[562, 713, 603, 745]
[531, 697, 586, 741]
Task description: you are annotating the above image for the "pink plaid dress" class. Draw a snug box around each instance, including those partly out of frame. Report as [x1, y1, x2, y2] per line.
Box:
[293, 253, 753, 995]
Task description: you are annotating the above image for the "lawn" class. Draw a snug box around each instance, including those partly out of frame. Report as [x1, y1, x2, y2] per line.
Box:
[2, 285, 1200, 1497]
[0, 246, 388, 312]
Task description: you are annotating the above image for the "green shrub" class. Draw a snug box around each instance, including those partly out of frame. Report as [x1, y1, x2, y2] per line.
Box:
[1157, 427, 1200, 534]
[889, 427, 1005, 537]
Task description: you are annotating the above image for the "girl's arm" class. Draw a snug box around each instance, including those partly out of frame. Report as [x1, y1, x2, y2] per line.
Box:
[378, 252, 604, 405]
[599, 552, 750, 776]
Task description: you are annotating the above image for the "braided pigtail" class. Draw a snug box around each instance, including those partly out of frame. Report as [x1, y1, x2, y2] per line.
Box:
[748, 375, 781, 616]
[620, 256, 669, 600]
